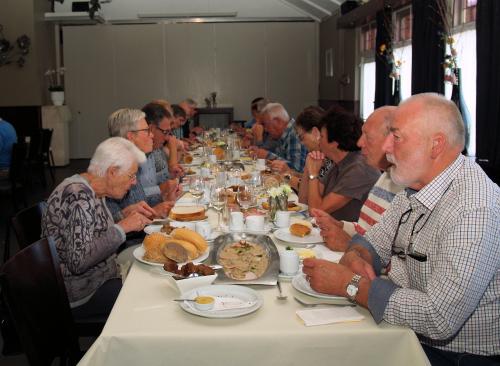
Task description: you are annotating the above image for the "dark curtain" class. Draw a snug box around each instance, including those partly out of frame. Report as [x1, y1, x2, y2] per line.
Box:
[374, 6, 393, 108]
[411, 0, 445, 95]
[476, 0, 500, 183]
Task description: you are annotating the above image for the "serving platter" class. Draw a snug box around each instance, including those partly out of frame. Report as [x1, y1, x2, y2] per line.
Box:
[207, 233, 279, 286]
[133, 245, 209, 267]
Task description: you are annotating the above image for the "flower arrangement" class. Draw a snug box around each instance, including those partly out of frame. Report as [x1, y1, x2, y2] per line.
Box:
[443, 36, 458, 85]
[267, 184, 292, 221]
[45, 67, 66, 92]
[378, 43, 403, 80]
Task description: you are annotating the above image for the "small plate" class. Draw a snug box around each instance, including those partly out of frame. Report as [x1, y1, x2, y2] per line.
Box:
[177, 285, 263, 318]
[292, 273, 348, 301]
[274, 227, 324, 245]
[133, 245, 209, 267]
[144, 224, 164, 235]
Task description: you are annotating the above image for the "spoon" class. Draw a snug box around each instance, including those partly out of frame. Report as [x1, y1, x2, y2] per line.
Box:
[276, 281, 287, 301]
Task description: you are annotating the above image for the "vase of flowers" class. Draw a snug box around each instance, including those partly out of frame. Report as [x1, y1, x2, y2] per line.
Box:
[45, 67, 66, 106]
[267, 184, 292, 222]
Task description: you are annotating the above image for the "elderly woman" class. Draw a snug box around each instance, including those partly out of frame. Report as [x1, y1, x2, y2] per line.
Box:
[41, 137, 151, 317]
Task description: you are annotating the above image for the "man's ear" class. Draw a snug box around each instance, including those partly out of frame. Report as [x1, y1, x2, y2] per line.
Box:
[430, 133, 446, 158]
[107, 166, 119, 178]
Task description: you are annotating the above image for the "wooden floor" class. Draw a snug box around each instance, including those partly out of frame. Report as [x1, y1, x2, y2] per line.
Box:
[0, 159, 92, 365]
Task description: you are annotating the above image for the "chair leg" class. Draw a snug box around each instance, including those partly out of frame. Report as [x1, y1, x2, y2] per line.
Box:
[47, 152, 55, 182]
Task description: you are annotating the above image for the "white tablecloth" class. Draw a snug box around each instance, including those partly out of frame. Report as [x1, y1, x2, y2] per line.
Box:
[79, 192, 429, 366]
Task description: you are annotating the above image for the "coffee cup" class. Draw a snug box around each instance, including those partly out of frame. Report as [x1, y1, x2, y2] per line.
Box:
[209, 154, 217, 163]
[280, 248, 300, 275]
[245, 215, 265, 231]
[230, 211, 244, 231]
[170, 220, 196, 231]
[275, 210, 291, 228]
[256, 158, 266, 171]
[195, 221, 212, 240]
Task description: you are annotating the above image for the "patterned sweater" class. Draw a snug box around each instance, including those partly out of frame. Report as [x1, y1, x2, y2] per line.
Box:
[42, 174, 125, 305]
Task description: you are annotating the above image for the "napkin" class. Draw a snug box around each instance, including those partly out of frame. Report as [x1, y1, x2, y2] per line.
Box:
[186, 296, 256, 312]
[314, 245, 343, 263]
[296, 307, 364, 326]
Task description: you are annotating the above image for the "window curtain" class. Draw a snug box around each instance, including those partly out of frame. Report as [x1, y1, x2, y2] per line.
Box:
[374, 6, 393, 108]
[411, 0, 445, 95]
[476, 0, 500, 182]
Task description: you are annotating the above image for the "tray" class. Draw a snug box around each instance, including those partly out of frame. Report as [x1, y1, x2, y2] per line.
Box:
[207, 233, 279, 286]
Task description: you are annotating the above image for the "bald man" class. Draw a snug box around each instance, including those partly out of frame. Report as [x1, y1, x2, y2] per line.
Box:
[304, 93, 500, 364]
[311, 106, 403, 251]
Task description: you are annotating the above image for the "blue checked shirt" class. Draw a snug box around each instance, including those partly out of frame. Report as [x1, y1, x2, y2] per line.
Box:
[266, 119, 307, 173]
[353, 155, 500, 356]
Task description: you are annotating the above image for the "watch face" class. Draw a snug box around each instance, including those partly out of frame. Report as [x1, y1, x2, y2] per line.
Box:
[309, 174, 316, 180]
[347, 284, 357, 297]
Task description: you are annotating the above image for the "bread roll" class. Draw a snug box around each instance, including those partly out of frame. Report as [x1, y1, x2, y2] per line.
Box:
[143, 233, 169, 263]
[163, 239, 199, 263]
[289, 220, 312, 237]
[169, 206, 206, 221]
[171, 227, 208, 253]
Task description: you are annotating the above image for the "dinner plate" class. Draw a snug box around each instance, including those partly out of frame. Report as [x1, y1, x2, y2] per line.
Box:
[292, 273, 347, 301]
[273, 227, 324, 245]
[177, 285, 263, 318]
[133, 245, 209, 267]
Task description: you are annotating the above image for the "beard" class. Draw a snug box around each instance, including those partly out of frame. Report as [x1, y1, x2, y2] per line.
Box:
[385, 153, 424, 188]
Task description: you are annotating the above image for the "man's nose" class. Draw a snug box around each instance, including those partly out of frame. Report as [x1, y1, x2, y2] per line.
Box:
[382, 133, 393, 154]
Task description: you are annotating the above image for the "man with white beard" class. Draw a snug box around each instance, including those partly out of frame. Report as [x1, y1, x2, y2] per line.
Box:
[303, 93, 500, 365]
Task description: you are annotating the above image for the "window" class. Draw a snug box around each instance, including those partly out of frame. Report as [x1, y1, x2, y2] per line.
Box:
[360, 23, 377, 53]
[454, 0, 477, 26]
[361, 61, 376, 120]
[395, 8, 412, 42]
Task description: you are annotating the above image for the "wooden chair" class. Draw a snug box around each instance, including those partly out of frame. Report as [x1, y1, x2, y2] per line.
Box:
[0, 142, 28, 211]
[0, 237, 82, 366]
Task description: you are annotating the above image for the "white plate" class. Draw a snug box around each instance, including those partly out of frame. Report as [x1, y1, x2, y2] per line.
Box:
[290, 202, 308, 213]
[177, 285, 263, 318]
[133, 245, 209, 267]
[274, 227, 324, 245]
[292, 273, 347, 301]
[144, 224, 164, 235]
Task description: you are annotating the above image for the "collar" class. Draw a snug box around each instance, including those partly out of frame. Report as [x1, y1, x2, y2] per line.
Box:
[411, 155, 464, 210]
[279, 119, 295, 141]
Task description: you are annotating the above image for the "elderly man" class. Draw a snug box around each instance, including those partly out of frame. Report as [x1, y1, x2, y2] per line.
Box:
[304, 93, 500, 365]
[250, 103, 307, 172]
[179, 98, 200, 139]
[312, 106, 403, 251]
[106, 108, 178, 221]
[142, 102, 184, 179]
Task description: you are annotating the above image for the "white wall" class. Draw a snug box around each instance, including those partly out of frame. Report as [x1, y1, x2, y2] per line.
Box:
[63, 22, 318, 158]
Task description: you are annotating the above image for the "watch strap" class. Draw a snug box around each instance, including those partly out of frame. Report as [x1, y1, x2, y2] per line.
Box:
[346, 274, 362, 302]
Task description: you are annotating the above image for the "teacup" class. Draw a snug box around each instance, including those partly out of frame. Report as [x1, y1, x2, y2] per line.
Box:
[246, 215, 265, 232]
[195, 221, 212, 240]
[229, 211, 244, 231]
[280, 249, 300, 275]
[275, 210, 291, 228]
[170, 221, 196, 231]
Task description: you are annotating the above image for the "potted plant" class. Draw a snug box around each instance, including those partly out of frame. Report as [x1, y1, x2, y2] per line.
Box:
[45, 67, 66, 106]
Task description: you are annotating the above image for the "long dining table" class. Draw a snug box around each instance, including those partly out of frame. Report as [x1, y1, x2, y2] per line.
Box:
[78, 207, 429, 365]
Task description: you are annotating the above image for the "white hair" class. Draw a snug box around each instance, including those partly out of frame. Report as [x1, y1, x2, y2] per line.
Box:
[88, 137, 146, 177]
[108, 108, 145, 137]
[261, 102, 290, 122]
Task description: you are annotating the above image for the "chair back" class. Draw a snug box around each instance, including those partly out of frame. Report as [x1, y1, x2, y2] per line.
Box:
[9, 142, 28, 186]
[0, 238, 81, 366]
[11, 202, 47, 250]
[27, 131, 42, 162]
[40, 129, 53, 156]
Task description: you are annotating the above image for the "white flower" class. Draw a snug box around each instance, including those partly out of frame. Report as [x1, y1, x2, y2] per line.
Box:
[280, 184, 292, 195]
[268, 187, 280, 198]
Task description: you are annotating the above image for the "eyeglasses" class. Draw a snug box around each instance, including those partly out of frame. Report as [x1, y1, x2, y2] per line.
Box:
[130, 127, 151, 134]
[154, 126, 172, 135]
[391, 208, 428, 262]
[126, 172, 137, 181]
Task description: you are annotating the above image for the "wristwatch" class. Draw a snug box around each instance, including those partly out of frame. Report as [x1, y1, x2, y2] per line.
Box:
[308, 174, 318, 180]
[346, 274, 362, 302]
[284, 173, 292, 182]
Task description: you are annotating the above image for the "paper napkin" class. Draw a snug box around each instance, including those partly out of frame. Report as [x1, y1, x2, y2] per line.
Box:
[186, 296, 256, 312]
[296, 307, 365, 326]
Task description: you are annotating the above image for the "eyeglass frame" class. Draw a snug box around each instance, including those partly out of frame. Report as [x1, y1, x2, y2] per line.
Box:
[130, 126, 152, 134]
[390, 207, 429, 262]
[152, 125, 172, 136]
[125, 172, 137, 180]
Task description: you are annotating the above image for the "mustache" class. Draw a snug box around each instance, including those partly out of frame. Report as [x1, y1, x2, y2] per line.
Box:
[386, 154, 396, 165]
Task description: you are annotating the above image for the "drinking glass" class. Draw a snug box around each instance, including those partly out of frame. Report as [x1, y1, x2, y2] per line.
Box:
[237, 185, 255, 212]
[210, 185, 226, 232]
[189, 175, 204, 206]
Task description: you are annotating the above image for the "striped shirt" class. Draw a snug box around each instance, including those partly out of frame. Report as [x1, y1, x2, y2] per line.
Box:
[342, 171, 403, 236]
[356, 155, 500, 356]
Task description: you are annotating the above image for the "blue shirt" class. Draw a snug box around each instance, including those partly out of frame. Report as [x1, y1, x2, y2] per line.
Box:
[0, 119, 18, 169]
[266, 119, 307, 172]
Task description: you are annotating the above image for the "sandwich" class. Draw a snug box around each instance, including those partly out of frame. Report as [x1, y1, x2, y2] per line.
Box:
[289, 219, 312, 237]
[169, 205, 206, 221]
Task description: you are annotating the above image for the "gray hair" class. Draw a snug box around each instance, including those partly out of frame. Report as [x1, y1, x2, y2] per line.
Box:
[261, 102, 290, 122]
[401, 93, 465, 149]
[88, 137, 146, 177]
[108, 108, 145, 137]
[182, 98, 197, 107]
